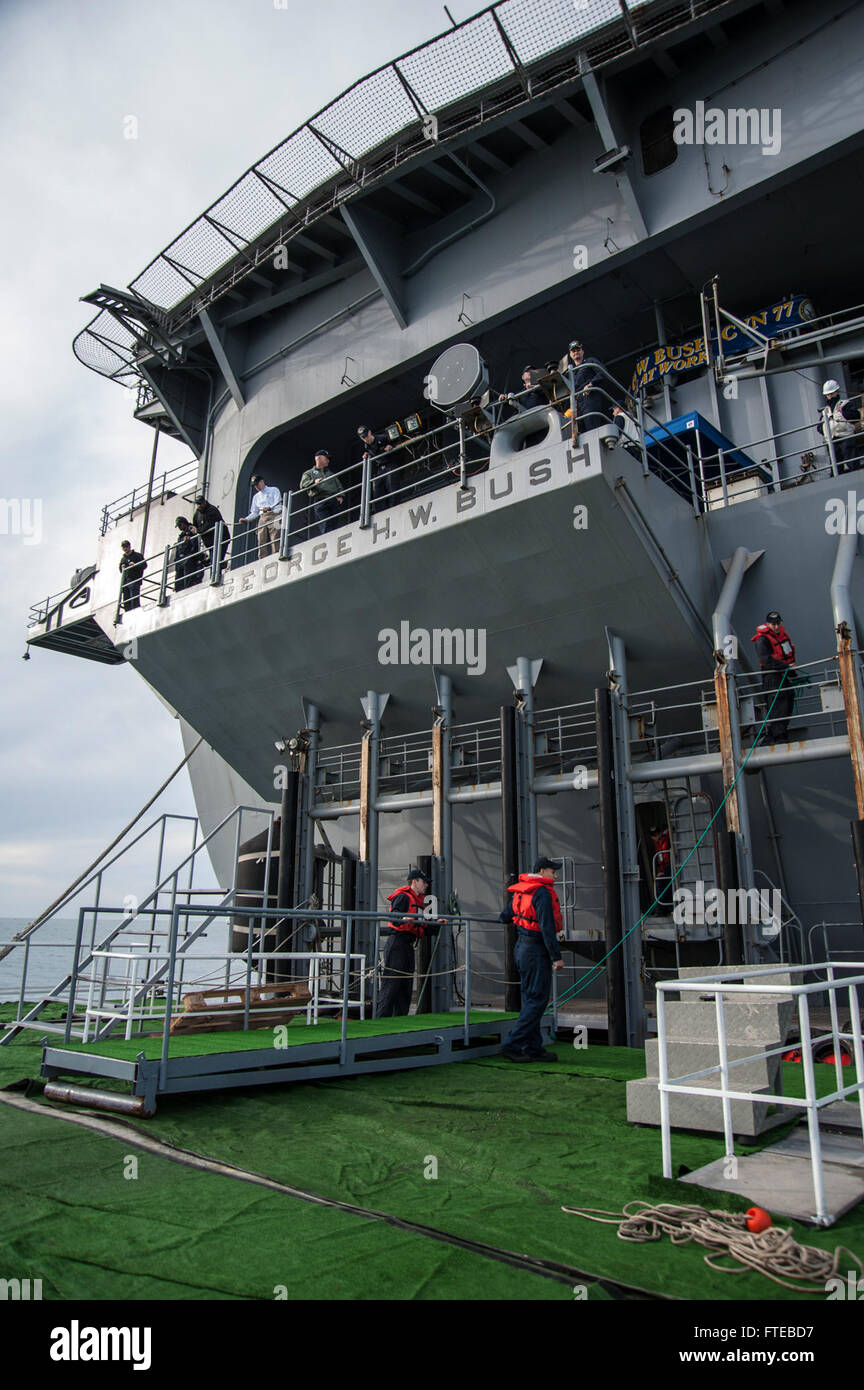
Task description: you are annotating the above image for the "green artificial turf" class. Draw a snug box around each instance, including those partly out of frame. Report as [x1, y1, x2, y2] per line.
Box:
[1, 1004, 862, 1302]
[56, 1010, 513, 1061]
[0, 1103, 577, 1301]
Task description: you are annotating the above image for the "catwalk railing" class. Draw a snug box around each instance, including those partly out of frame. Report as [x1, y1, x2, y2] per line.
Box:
[38, 351, 838, 635]
[100, 457, 200, 535]
[72, 0, 741, 384]
[101, 364, 739, 623]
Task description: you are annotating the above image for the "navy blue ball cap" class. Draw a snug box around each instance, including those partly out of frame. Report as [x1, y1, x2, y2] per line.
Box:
[314, 448, 331, 458]
[533, 856, 561, 873]
[407, 867, 430, 883]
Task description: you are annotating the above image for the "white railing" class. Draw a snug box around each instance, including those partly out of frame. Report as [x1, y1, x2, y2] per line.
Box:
[656, 963, 864, 1226]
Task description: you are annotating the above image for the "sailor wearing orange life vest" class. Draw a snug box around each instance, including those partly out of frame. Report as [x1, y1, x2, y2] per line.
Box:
[751, 610, 797, 743]
[499, 857, 564, 1062]
[375, 868, 434, 1018]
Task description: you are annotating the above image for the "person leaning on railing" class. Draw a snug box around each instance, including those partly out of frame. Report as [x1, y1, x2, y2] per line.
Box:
[356, 425, 394, 514]
[299, 450, 345, 536]
[239, 475, 283, 558]
[498, 364, 549, 413]
[560, 339, 610, 431]
[172, 517, 206, 591]
[193, 495, 230, 573]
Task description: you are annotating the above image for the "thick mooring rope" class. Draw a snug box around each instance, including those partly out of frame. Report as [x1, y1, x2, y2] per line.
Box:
[562, 1201, 864, 1291]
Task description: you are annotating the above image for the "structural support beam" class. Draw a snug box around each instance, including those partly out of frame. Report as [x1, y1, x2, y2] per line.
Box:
[552, 99, 588, 128]
[298, 700, 321, 905]
[359, 692, 389, 932]
[582, 70, 648, 241]
[711, 548, 761, 918]
[509, 118, 546, 151]
[595, 687, 627, 1046]
[606, 630, 646, 1046]
[199, 309, 245, 409]
[223, 257, 365, 332]
[832, 532, 864, 815]
[469, 140, 509, 173]
[385, 178, 440, 216]
[831, 531, 864, 935]
[429, 670, 454, 1014]
[500, 705, 520, 1013]
[341, 203, 408, 329]
[276, 766, 300, 982]
[507, 656, 542, 870]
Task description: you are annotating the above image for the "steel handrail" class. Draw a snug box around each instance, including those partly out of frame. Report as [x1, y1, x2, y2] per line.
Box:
[1, 804, 273, 1044]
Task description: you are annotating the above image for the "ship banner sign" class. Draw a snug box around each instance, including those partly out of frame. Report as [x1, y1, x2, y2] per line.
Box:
[630, 295, 814, 396]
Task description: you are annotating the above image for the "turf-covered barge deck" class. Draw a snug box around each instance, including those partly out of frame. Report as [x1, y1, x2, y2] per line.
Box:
[40, 1011, 523, 1110]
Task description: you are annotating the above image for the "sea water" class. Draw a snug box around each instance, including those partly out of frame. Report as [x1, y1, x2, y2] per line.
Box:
[0, 918, 223, 1004]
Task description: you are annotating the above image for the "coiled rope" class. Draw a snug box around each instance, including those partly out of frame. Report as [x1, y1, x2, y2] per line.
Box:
[562, 1200, 864, 1291]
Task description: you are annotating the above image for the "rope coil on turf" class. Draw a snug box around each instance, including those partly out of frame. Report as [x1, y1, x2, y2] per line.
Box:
[562, 1201, 864, 1291]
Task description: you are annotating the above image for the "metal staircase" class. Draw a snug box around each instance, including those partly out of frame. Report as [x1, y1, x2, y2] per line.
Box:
[1, 805, 274, 1047]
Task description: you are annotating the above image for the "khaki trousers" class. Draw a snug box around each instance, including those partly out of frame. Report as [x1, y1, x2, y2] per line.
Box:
[257, 511, 281, 557]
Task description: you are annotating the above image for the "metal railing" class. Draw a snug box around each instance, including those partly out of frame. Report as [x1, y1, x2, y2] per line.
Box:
[656, 963, 864, 1226]
[28, 576, 94, 629]
[100, 457, 200, 534]
[100, 361, 715, 620]
[76, 354, 848, 633]
[627, 653, 859, 759]
[0, 804, 269, 1045]
[693, 418, 842, 508]
[21, 898, 528, 1071]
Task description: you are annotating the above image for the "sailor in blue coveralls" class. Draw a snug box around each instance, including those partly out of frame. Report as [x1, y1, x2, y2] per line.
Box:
[499, 856, 564, 1062]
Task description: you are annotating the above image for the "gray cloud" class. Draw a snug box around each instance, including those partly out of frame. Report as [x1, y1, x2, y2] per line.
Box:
[1, 0, 451, 916]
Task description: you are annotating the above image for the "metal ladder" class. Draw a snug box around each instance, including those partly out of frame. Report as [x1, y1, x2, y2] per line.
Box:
[666, 786, 719, 914]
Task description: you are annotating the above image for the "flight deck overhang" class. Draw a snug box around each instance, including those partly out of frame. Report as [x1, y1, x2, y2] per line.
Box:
[72, 0, 766, 398]
[80, 430, 716, 797]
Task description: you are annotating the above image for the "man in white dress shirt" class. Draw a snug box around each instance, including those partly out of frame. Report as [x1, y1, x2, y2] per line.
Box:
[240, 475, 283, 558]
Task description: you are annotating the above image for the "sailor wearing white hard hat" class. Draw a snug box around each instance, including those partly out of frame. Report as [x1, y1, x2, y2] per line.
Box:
[820, 379, 864, 473]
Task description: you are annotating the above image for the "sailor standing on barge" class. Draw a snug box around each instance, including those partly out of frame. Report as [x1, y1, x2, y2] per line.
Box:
[499, 857, 564, 1063]
[375, 869, 432, 1018]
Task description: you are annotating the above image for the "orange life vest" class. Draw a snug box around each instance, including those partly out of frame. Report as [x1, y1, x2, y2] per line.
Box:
[387, 885, 426, 936]
[507, 874, 564, 935]
[652, 830, 671, 877]
[751, 623, 795, 666]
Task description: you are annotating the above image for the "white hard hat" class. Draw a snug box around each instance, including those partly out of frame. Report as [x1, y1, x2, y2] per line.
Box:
[823, 379, 840, 396]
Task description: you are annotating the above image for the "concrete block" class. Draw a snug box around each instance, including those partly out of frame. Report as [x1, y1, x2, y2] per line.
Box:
[644, 1038, 780, 1091]
[661, 995, 796, 1046]
[625, 1075, 774, 1136]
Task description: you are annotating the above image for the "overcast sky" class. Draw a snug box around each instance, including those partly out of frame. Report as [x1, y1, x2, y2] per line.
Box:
[0, 0, 468, 918]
